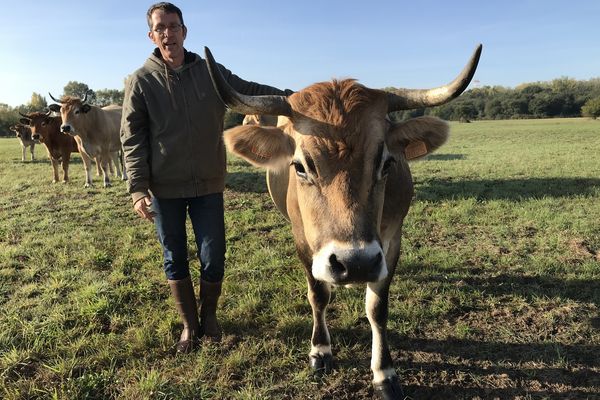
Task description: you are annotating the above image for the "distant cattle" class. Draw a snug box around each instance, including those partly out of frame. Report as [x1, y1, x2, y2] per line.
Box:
[242, 114, 278, 126]
[9, 123, 37, 161]
[205, 44, 482, 399]
[19, 111, 90, 184]
[49, 91, 126, 187]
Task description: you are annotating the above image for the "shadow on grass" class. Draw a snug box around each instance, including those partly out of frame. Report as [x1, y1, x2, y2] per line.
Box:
[403, 268, 600, 307]
[226, 171, 267, 193]
[415, 177, 600, 201]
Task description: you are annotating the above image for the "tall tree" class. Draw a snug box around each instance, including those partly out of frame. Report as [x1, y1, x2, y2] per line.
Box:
[62, 81, 96, 103]
[28, 92, 47, 112]
[95, 89, 124, 107]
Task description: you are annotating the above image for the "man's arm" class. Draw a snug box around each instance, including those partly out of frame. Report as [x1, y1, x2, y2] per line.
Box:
[217, 63, 293, 97]
[121, 76, 152, 206]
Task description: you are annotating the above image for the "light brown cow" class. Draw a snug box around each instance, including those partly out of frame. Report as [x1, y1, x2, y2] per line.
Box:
[9, 123, 37, 161]
[19, 111, 89, 183]
[49, 92, 126, 187]
[242, 114, 278, 126]
[205, 45, 482, 399]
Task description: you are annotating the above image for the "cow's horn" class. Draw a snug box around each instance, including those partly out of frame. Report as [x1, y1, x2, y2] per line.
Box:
[48, 92, 63, 103]
[81, 89, 92, 104]
[204, 47, 292, 117]
[387, 44, 482, 112]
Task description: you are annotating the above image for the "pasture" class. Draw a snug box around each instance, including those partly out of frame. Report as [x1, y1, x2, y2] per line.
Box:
[1, 118, 599, 399]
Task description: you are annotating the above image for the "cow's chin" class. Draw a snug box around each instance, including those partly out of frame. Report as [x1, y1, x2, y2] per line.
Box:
[311, 240, 388, 285]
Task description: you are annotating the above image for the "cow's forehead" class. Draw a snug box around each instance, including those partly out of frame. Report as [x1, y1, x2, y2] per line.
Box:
[290, 110, 387, 162]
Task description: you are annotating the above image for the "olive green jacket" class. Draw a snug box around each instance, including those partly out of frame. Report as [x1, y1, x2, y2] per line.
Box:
[121, 48, 287, 203]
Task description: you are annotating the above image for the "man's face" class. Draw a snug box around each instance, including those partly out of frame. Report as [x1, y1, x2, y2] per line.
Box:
[148, 9, 187, 67]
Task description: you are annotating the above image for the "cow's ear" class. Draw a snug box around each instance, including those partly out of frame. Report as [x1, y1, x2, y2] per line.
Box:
[224, 125, 294, 169]
[48, 104, 61, 112]
[81, 104, 92, 113]
[386, 116, 449, 161]
[19, 118, 30, 125]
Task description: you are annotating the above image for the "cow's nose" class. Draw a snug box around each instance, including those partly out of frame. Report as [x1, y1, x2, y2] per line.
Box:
[61, 125, 70, 133]
[329, 251, 383, 283]
[329, 254, 348, 281]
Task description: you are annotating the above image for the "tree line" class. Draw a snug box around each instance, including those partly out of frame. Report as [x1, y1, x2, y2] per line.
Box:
[3, 77, 600, 137]
[389, 77, 600, 122]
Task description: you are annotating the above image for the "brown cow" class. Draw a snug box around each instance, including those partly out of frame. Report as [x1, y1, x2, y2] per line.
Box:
[19, 111, 91, 184]
[49, 92, 126, 187]
[205, 44, 482, 399]
[9, 123, 37, 161]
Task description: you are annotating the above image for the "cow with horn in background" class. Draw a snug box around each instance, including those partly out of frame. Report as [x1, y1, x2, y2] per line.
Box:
[49, 91, 126, 187]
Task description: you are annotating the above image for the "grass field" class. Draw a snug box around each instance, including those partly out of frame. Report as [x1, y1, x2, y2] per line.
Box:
[1, 118, 599, 399]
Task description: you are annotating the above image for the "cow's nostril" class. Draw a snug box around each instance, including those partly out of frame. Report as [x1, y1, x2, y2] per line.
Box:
[329, 254, 348, 279]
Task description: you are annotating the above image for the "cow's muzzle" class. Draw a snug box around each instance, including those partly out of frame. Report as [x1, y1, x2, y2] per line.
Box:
[311, 241, 388, 284]
[60, 124, 74, 135]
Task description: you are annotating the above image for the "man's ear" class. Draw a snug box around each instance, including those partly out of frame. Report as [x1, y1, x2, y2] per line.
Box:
[386, 116, 449, 161]
[182, 25, 187, 40]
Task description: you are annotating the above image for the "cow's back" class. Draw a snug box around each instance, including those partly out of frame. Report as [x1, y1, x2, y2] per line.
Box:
[100, 105, 123, 151]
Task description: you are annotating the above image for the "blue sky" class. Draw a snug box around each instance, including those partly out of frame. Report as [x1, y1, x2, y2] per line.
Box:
[2, 0, 599, 107]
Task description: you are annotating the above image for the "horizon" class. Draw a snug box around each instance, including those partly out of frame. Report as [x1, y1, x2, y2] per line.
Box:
[2, 1, 600, 107]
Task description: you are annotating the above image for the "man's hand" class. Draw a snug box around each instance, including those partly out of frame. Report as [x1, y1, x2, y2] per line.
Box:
[134, 196, 155, 222]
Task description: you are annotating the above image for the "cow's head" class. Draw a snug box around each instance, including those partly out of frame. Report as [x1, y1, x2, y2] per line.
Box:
[19, 111, 54, 142]
[10, 123, 30, 139]
[205, 46, 481, 285]
[48, 92, 92, 136]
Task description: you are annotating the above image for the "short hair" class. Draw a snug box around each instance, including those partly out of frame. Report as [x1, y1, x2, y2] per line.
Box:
[146, 2, 184, 30]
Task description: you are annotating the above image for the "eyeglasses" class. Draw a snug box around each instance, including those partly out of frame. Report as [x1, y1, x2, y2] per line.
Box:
[152, 23, 183, 35]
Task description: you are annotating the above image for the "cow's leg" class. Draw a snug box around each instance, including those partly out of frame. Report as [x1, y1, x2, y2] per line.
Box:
[21, 145, 26, 162]
[81, 152, 94, 188]
[61, 153, 71, 183]
[100, 154, 111, 187]
[95, 157, 102, 176]
[307, 277, 333, 373]
[119, 150, 128, 180]
[111, 151, 124, 180]
[51, 158, 60, 183]
[366, 279, 402, 399]
[30, 144, 35, 161]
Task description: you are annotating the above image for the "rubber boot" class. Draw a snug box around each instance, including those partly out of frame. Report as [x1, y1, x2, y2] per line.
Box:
[200, 279, 222, 341]
[168, 276, 201, 353]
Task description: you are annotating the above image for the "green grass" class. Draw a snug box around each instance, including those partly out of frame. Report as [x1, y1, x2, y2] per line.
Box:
[1, 118, 599, 399]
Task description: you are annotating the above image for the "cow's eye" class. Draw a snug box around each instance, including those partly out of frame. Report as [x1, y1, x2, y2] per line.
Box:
[382, 157, 396, 177]
[41, 122, 46, 126]
[291, 160, 307, 179]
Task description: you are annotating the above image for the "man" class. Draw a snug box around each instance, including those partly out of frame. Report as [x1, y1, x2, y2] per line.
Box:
[121, 2, 291, 353]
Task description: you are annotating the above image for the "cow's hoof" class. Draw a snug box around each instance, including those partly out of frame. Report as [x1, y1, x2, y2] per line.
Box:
[104, 182, 111, 188]
[84, 183, 92, 188]
[309, 353, 333, 374]
[373, 376, 404, 400]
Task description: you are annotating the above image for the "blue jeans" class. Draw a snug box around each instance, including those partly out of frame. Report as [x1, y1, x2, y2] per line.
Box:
[152, 193, 226, 282]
